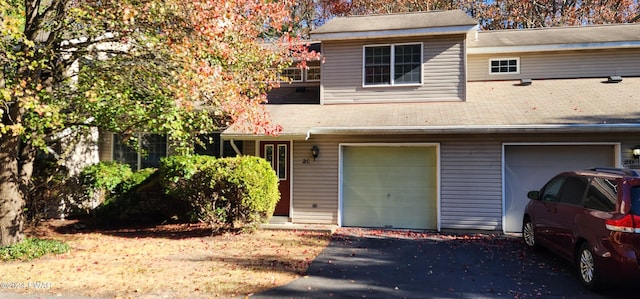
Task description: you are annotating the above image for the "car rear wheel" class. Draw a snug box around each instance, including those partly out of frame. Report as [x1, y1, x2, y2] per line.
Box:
[522, 218, 537, 249]
[577, 243, 601, 290]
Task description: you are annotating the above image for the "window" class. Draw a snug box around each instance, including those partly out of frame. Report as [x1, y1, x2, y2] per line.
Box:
[280, 68, 303, 82]
[631, 186, 640, 216]
[584, 178, 617, 212]
[306, 66, 321, 82]
[194, 133, 241, 157]
[490, 58, 519, 74]
[280, 66, 321, 83]
[364, 43, 422, 86]
[264, 143, 287, 180]
[558, 176, 588, 205]
[540, 176, 566, 202]
[112, 133, 167, 170]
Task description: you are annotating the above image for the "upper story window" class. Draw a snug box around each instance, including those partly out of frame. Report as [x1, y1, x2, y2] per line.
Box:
[280, 66, 321, 83]
[306, 66, 321, 82]
[490, 58, 519, 74]
[280, 68, 303, 82]
[363, 43, 422, 86]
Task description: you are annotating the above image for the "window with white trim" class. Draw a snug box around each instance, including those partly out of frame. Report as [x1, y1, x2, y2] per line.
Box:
[306, 66, 321, 81]
[364, 43, 422, 86]
[280, 66, 321, 83]
[490, 58, 519, 74]
[280, 68, 303, 82]
[112, 133, 167, 170]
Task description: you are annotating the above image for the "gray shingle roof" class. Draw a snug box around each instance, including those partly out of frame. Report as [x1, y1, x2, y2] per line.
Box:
[310, 10, 477, 40]
[223, 77, 640, 138]
[468, 23, 640, 52]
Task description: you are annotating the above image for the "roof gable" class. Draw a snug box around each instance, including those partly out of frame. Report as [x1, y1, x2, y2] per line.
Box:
[311, 10, 477, 41]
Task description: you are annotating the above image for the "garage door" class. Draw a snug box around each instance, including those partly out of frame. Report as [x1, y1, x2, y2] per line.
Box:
[342, 146, 438, 229]
[504, 144, 616, 232]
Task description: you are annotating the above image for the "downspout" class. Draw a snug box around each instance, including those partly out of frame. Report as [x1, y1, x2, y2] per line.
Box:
[230, 139, 241, 156]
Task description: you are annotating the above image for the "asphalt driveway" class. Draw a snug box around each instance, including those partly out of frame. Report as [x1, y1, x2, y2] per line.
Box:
[251, 228, 639, 299]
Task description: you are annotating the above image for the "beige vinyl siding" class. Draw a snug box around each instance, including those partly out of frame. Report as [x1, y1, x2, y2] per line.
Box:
[468, 48, 640, 81]
[235, 133, 638, 228]
[291, 138, 339, 224]
[98, 131, 113, 162]
[289, 135, 504, 227]
[321, 35, 466, 104]
[440, 141, 503, 230]
[241, 140, 256, 156]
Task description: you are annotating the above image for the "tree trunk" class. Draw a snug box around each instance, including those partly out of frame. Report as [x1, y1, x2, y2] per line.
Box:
[0, 134, 25, 246]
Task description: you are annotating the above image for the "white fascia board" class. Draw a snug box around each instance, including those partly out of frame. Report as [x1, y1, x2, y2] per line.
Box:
[307, 123, 640, 135]
[467, 41, 640, 54]
[311, 25, 476, 41]
[220, 132, 309, 140]
[225, 123, 640, 139]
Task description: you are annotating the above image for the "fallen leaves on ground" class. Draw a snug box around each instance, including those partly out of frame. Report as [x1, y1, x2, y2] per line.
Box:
[1, 220, 331, 298]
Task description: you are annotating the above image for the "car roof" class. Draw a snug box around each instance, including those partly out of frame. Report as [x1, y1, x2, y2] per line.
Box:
[571, 168, 640, 179]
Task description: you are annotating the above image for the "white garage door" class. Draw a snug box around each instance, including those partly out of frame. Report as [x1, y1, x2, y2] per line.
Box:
[504, 144, 616, 232]
[341, 146, 438, 229]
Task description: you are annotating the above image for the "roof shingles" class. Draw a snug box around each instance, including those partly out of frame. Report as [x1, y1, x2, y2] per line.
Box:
[223, 77, 640, 137]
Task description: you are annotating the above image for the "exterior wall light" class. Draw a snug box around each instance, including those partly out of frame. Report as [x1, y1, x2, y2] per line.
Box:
[633, 146, 640, 159]
[311, 145, 319, 161]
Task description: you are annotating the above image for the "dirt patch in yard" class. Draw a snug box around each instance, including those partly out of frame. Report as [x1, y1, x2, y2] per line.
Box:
[1, 219, 332, 298]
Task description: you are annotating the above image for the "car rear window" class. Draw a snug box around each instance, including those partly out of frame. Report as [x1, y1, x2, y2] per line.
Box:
[631, 186, 640, 216]
[559, 176, 588, 205]
[584, 178, 617, 212]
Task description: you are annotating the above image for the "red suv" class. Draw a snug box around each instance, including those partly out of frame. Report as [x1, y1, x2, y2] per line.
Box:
[522, 168, 640, 290]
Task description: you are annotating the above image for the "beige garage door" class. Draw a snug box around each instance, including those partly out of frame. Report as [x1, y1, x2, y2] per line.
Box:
[504, 144, 616, 233]
[342, 146, 438, 229]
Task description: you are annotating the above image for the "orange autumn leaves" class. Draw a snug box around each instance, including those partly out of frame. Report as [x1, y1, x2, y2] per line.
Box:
[115, 0, 320, 136]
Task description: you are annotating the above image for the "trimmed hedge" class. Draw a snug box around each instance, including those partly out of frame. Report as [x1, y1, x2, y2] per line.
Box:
[159, 155, 280, 230]
[83, 155, 280, 231]
[80, 161, 133, 196]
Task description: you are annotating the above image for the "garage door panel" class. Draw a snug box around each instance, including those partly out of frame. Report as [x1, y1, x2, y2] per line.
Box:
[343, 206, 437, 229]
[344, 167, 437, 188]
[504, 145, 615, 233]
[342, 146, 438, 230]
[344, 187, 438, 208]
[345, 147, 436, 167]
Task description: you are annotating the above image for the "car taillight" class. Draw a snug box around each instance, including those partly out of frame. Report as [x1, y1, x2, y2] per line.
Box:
[606, 214, 640, 233]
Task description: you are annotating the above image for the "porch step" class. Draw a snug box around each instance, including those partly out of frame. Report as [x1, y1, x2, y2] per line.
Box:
[261, 216, 337, 233]
[269, 216, 291, 224]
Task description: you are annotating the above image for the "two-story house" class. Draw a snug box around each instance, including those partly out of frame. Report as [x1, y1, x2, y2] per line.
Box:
[218, 10, 640, 233]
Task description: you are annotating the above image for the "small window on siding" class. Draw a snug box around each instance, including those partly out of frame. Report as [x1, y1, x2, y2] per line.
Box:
[280, 68, 303, 82]
[490, 58, 519, 74]
[364, 43, 422, 86]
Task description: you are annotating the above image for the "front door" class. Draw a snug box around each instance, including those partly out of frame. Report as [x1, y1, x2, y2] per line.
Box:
[260, 141, 290, 216]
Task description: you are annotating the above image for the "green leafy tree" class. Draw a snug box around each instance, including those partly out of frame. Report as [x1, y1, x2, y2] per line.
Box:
[0, 0, 314, 245]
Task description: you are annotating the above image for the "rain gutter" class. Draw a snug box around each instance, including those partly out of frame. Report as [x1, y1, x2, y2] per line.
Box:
[304, 123, 640, 139]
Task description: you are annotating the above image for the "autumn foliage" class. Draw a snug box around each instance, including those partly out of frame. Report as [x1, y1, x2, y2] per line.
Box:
[0, 0, 315, 245]
[310, 0, 640, 29]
